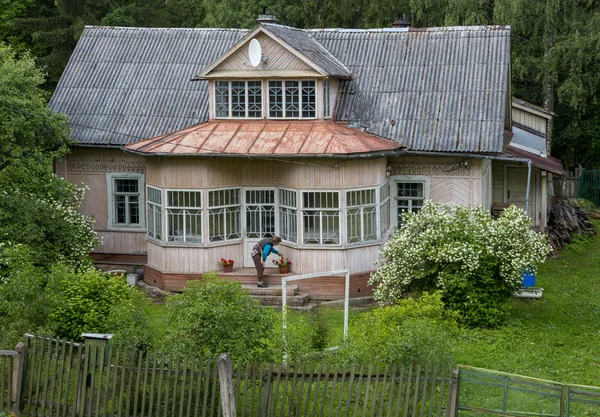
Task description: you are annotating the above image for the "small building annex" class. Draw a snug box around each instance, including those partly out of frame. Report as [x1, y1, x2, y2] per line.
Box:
[50, 16, 563, 299]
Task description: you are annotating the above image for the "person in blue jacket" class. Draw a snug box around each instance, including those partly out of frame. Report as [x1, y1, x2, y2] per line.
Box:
[251, 236, 281, 287]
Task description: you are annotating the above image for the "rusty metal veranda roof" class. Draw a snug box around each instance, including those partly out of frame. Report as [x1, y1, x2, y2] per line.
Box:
[125, 120, 402, 157]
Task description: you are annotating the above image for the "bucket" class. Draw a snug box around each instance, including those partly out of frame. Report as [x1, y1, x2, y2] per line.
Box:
[127, 273, 139, 286]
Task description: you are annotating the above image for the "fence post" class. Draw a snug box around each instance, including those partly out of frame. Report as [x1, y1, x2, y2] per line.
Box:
[11, 342, 26, 417]
[446, 368, 459, 417]
[218, 353, 236, 417]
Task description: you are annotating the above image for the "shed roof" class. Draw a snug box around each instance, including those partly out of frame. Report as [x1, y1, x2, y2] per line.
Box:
[49, 24, 511, 153]
[124, 120, 402, 157]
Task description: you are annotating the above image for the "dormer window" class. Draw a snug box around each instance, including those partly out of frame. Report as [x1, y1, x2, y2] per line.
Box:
[268, 80, 316, 119]
[215, 80, 262, 118]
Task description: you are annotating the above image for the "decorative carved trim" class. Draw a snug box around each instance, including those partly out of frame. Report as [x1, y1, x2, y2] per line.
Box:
[390, 162, 471, 177]
[67, 158, 146, 174]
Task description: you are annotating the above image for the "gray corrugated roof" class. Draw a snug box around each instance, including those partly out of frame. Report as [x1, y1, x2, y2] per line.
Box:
[311, 26, 510, 153]
[49, 26, 248, 146]
[261, 24, 352, 79]
[50, 24, 510, 152]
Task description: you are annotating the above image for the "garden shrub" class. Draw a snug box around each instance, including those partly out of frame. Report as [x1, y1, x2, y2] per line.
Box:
[45, 266, 149, 341]
[338, 292, 457, 366]
[369, 202, 551, 328]
[163, 274, 275, 362]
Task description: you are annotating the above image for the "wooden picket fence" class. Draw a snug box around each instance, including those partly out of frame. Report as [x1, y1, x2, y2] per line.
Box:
[0, 334, 454, 417]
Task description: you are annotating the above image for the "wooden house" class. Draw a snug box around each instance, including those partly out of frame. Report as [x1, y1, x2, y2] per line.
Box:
[50, 17, 563, 299]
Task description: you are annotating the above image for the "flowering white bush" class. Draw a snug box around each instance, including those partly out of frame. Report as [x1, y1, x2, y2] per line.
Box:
[369, 202, 551, 327]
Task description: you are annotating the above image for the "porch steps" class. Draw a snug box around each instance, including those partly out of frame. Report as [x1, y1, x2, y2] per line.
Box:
[241, 284, 309, 307]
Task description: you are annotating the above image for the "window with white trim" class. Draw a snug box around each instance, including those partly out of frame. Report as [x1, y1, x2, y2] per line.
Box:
[245, 189, 275, 239]
[279, 189, 297, 243]
[208, 188, 241, 242]
[107, 173, 144, 228]
[269, 80, 316, 119]
[346, 189, 377, 244]
[323, 79, 331, 118]
[214, 80, 262, 118]
[394, 182, 425, 227]
[302, 191, 340, 244]
[146, 186, 162, 240]
[167, 190, 202, 243]
[379, 182, 390, 237]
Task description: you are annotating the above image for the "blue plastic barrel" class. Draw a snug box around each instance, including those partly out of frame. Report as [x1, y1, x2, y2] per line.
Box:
[521, 269, 536, 287]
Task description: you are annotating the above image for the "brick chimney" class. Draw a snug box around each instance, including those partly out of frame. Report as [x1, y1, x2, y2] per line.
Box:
[257, 7, 279, 24]
[392, 17, 411, 28]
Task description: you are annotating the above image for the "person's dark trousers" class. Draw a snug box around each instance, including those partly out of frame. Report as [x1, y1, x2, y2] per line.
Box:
[252, 253, 264, 284]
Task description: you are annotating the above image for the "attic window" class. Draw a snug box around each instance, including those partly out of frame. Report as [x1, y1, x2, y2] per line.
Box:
[268, 80, 316, 119]
[215, 81, 262, 118]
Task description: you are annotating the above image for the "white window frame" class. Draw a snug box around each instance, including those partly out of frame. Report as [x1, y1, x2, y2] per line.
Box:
[268, 80, 317, 120]
[390, 175, 430, 228]
[301, 190, 341, 246]
[166, 189, 203, 244]
[278, 188, 298, 244]
[106, 173, 145, 231]
[345, 187, 378, 245]
[146, 185, 163, 242]
[323, 79, 331, 119]
[213, 80, 263, 119]
[208, 187, 242, 243]
[244, 187, 277, 240]
[379, 181, 391, 240]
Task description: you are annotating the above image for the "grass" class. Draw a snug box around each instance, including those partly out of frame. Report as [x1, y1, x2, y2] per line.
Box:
[452, 231, 600, 386]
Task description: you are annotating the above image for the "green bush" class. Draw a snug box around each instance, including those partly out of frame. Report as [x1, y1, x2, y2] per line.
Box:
[45, 266, 151, 341]
[369, 202, 551, 328]
[162, 274, 275, 362]
[338, 292, 457, 366]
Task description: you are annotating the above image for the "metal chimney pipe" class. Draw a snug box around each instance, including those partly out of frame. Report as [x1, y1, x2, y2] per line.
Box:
[392, 17, 411, 28]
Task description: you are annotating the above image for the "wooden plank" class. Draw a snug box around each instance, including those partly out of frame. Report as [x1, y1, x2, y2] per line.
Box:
[162, 354, 174, 417]
[217, 354, 236, 417]
[140, 352, 151, 417]
[360, 365, 374, 417]
[178, 355, 189, 417]
[110, 349, 121, 417]
[185, 356, 195, 417]
[171, 355, 181, 417]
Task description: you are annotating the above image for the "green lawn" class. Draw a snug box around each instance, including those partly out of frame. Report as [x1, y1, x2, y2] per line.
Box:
[452, 233, 600, 385]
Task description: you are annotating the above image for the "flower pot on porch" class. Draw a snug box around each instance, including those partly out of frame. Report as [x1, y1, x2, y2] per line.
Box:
[223, 264, 234, 273]
[279, 266, 289, 274]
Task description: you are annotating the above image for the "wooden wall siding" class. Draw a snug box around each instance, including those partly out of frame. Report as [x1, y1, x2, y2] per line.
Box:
[481, 159, 493, 211]
[389, 156, 483, 207]
[95, 230, 147, 254]
[61, 148, 147, 254]
[152, 242, 244, 274]
[430, 178, 472, 206]
[214, 32, 315, 73]
[146, 157, 387, 190]
[144, 265, 374, 299]
[491, 161, 541, 225]
[512, 107, 547, 134]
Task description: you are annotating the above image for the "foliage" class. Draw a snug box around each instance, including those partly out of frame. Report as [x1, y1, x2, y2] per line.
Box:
[0, 243, 48, 342]
[0, 43, 71, 168]
[45, 266, 149, 341]
[162, 273, 275, 361]
[370, 202, 551, 327]
[337, 292, 457, 366]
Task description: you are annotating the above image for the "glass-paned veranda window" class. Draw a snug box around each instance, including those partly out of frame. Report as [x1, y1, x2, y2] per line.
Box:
[245, 189, 275, 239]
[215, 81, 262, 118]
[302, 191, 340, 245]
[167, 190, 202, 243]
[346, 189, 377, 244]
[208, 188, 241, 242]
[279, 189, 297, 243]
[111, 177, 142, 227]
[395, 182, 425, 227]
[269, 80, 316, 118]
[146, 186, 162, 240]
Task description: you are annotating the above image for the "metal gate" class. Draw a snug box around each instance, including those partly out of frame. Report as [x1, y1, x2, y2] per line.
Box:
[578, 169, 600, 205]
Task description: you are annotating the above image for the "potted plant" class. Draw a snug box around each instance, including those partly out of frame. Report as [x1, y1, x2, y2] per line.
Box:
[273, 256, 292, 274]
[219, 258, 234, 273]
